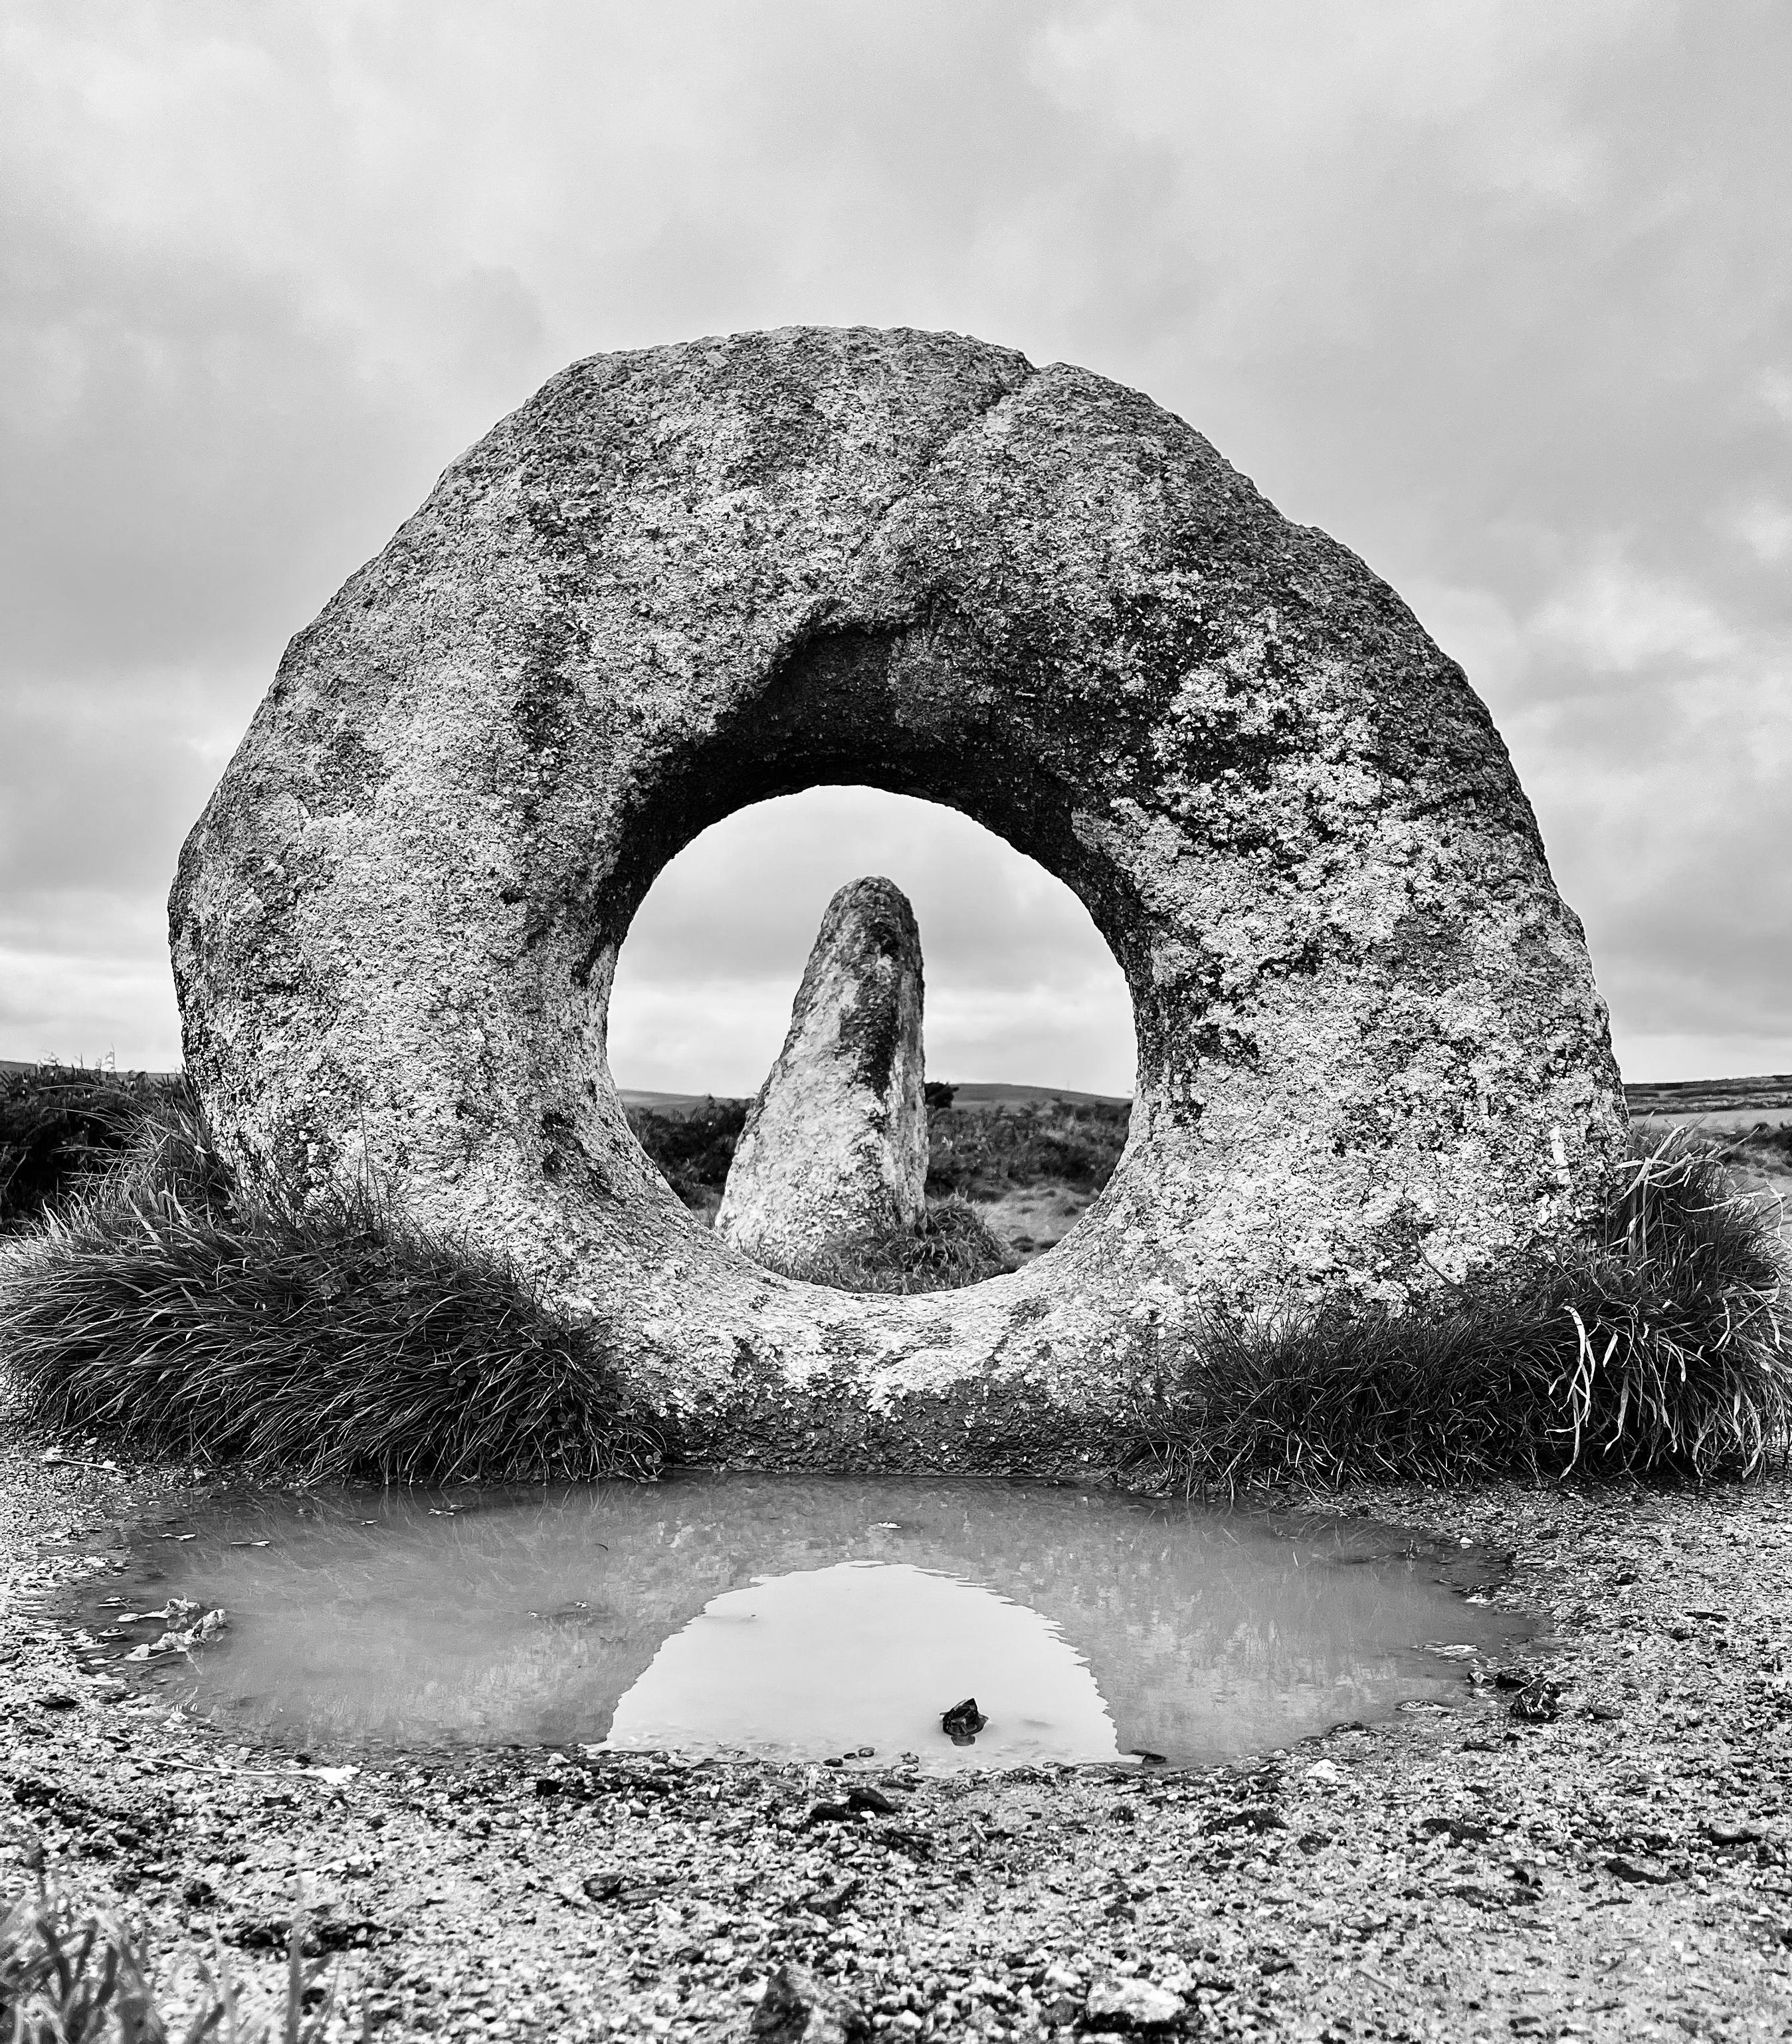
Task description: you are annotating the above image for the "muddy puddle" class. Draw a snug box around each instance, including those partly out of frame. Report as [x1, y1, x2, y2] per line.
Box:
[55, 1474, 1533, 1768]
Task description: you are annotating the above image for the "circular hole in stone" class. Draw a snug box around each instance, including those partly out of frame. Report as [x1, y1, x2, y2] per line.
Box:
[607, 785, 1135, 1287]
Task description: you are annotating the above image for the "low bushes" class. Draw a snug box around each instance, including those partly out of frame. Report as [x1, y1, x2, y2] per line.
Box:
[924, 1098, 1130, 1201]
[622, 1090, 1135, 1213]
[623, 1097, 747, 1213]
[0, 1064, 179, 1232]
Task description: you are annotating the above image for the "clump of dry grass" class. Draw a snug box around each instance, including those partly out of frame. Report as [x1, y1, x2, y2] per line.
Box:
[1, 1876, 337, 2044]
[1126, 1128, 1791, 1493]
[1, 1094, 669, 1484]
[779, 1197, 1019, 1293]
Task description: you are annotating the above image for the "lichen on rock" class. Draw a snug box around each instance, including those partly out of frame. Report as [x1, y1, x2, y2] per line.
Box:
[718, 876, 928, 1274]
[169, 324, 1629, 1465]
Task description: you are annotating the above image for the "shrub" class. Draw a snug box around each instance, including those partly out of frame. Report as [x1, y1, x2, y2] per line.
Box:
[0, 1065, 179, 1232]
[1124, 1128, 1791, 1492]
[1728, 1122, 1792, 1170]
[775, 1199, 1019, 1294]
[1, 1096, 670, 1484]
[625, 1097, 748, 1211]
[925, 1099, 1130, 1200]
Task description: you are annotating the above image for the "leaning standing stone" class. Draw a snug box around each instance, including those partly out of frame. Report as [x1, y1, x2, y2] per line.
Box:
[717, 876, 928, 1275]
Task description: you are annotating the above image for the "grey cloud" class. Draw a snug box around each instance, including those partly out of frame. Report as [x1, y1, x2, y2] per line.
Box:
[0, 0, 1786, 1081]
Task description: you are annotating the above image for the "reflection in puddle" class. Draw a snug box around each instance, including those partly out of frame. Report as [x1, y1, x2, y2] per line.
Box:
[60, 1475, 1533, 1766]
[609, 1562, 1120, 1765]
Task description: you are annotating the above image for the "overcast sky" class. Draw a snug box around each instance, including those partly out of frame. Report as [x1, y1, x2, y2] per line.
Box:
[3, 1, 1787, 1095]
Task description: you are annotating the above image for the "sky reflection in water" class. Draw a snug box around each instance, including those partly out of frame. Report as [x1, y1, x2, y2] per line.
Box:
[66, 1475, 1532, 1767]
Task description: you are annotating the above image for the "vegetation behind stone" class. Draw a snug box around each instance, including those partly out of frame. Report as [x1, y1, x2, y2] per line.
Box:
[624, 1092, 1133, 1217]
[623, 1097, 748, 1213]
[923, 1099, 1130, 1202]
[0, 1065, 183, 1233]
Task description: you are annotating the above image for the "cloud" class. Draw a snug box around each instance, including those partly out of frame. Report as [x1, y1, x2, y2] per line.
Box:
[1, 0, 1787, 1085]
[607, 789, 1136, 1098]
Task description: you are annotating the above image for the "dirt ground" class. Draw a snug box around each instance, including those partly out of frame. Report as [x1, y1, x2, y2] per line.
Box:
[5, 1427, 1792, 2042]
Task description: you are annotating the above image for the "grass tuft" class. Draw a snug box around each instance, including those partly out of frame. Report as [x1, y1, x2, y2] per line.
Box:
[1125, 1128, 1791, 1493]
[772, 1199, 1019, 1294]
[0, 1095, 670, 1484]
[1, 1877, 338, 2043]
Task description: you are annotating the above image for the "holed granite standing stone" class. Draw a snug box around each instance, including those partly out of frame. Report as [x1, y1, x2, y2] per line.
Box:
[169, 324, 1629, 1465]
[717, 877, 928, 1273]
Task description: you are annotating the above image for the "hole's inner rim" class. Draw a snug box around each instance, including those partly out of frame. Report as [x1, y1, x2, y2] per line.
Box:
[602, 779, 1141, 1294]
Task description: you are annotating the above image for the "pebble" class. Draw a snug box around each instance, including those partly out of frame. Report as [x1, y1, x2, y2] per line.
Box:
[1085, 1976, 1187, 2029]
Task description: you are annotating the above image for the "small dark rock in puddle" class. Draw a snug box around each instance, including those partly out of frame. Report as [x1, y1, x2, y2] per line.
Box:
[942, 1696, 987, 1743]
[751, 1962, 870, 2043]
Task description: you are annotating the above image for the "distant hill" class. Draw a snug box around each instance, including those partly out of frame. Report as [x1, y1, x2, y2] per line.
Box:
[1625, 1076, 1792, 1126]
[944, 1082, 1132, 1111]
[11, 1061, 1788, 1124]
[617, 1081, 1133, 1118]
[1, 1058, 179, 1081]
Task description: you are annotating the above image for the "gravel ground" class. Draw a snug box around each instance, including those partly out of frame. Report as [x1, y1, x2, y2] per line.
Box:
[5, 1427, 1792, 2041]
